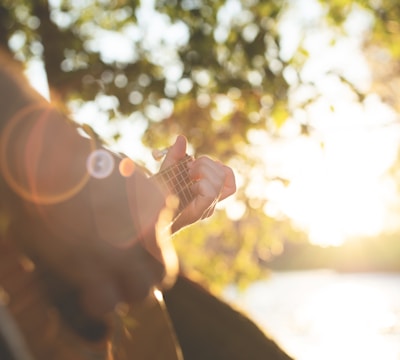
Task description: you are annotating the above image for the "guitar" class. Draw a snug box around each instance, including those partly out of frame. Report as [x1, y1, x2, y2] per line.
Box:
[0, 155, 194, 360]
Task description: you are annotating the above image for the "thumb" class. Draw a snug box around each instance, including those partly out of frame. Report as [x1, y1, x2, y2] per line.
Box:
[160, 135, 187, 170]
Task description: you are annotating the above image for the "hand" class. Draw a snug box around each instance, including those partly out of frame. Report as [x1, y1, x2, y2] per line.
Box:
[160, 135, 236, 232]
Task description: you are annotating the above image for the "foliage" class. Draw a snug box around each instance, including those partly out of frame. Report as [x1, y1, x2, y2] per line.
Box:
[321, 0, 400, 57]
[4, 0, 400, 289]
[320, 0, 400, 111]
[0, 0, 305, 290]
[173, 208, 307, 292]
[269, 233, 400, 273]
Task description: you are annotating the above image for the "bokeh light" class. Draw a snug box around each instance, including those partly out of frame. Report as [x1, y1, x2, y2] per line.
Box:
[86, 149, 115, 179]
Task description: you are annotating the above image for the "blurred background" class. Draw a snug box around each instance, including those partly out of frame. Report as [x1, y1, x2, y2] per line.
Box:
[2, 0, 400, 358]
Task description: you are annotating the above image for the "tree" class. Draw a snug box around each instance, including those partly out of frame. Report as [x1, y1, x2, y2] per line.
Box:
[6, 0, 395, 288]
[320, 0, 400, 109]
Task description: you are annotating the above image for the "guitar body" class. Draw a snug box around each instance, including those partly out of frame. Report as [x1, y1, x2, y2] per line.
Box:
[0, 238, 182, 360]
[0, 154, 196, 360]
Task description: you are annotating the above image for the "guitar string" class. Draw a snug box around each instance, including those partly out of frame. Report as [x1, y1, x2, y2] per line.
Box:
[152, 156, 195, 210]
[161, 160, 194, 208]
[154, 156, 220, 219]
[153, 156, 192, 190]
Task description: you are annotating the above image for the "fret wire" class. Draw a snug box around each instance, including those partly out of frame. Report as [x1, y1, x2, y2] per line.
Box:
[176, 189, 193, 208]
[152, 155, 194, 210]
[156, 158, 192, 189]
[155, 155, 191, 177]
[153, 157, 190, 187]
[163, 164, 190, 186]
[160, 174, 192, 191]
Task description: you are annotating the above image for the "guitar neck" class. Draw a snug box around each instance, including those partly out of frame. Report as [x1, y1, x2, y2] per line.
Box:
[152, 155, 195, 212]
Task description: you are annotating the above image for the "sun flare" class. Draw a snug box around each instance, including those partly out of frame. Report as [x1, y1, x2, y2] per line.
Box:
[256, 96, 400, 247]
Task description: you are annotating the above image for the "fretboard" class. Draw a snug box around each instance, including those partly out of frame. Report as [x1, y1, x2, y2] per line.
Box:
[152, 155, 195, 212]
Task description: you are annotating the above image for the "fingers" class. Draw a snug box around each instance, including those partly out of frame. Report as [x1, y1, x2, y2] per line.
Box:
[189, 156, 236, 202]
[159, 135, 236, 204]
[220, 164, 236, 200]
[170, 155, 236, 228]
[160, 135, 187, 171]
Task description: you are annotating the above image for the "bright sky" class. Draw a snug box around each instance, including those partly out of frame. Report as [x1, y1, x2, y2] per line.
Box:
[276, 1, 400, 246]
[24, 0, 400, 247]
[257, 98, 400, 247]
[227, 0, 400, 246]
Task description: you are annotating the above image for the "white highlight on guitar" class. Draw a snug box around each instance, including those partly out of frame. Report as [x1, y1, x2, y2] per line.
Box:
[0, 303, 34, 360]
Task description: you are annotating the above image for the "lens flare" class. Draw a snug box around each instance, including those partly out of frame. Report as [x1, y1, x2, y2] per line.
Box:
[0, 104, 94, 204]
[119, 157, 136, 177]
[86, 149, 115, 179]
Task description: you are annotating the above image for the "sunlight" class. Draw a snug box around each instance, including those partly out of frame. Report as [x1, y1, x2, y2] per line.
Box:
[253, 0, 400, 246]
[246, 94, 400, 247]
[23, 0, 400, 248]
[24, 59, 50, 101]
[293, 277, 399, 360]
[226, 271, 400, 360]
[269, 100, 400, 246]
[223, 196, 247, 221]
[299, 282, 394, 337]
[242, 97, 400, 246]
